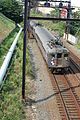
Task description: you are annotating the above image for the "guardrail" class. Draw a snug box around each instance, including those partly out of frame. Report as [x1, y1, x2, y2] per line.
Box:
[0, 25, 23, 87]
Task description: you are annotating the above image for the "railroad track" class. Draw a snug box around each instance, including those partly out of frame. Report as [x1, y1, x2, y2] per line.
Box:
[50, 66, 80, 119]
[70, 58, 80, 71]
[67, 46, 80, 88]
[32, 30, 80, 119]
[49, 48, 80, 119]
[69, 49, 80, 69]
[45, 41, 80, 119]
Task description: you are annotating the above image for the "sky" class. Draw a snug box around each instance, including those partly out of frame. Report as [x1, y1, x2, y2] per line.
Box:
[70, 0, 80, 7]
[40, 0, 80, 7]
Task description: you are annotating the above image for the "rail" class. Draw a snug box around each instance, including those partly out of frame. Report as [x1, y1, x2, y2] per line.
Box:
[0, 25, 23, 87]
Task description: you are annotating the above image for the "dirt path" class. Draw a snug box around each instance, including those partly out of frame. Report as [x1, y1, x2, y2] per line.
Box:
[27, 38, 62, 120]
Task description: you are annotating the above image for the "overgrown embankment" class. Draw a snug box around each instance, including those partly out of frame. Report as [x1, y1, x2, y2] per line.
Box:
[0, 28, 18, 66]
[0, 13, 15, 44]
[0, 28, 34, 119]
[0, 14, 34, 119]
[0, 32, 24, 120]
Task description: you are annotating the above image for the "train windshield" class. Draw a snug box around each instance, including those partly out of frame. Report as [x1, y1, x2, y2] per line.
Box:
[57, 53, 62, 58]
[52, 54, 55, 57]
[64, 54, 68, 57]
[51, 53, 62, 58]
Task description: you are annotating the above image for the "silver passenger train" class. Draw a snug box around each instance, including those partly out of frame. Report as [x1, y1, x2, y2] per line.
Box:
[29, 21, 69, 71]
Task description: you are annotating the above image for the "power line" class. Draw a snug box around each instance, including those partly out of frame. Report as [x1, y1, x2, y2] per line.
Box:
[29, 16, 80, 21]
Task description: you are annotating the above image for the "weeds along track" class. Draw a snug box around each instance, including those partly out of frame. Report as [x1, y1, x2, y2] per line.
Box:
[50, 66, 80, 119]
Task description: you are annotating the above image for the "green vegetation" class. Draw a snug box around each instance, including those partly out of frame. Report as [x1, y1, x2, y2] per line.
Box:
[0, 8, 34, 119]
[30, 9, 43, 17]
[69, 21, 80, 48]
[0, 28, 34, 119]
[0, 13, 15, 43]
[0, 28, 18, 66]
[69, 9, 80, 48]
[0, 0, 23, 23]
[0, 32, 24, 120]
[70, 21, 80, 35]
[51, 8, 59, 18]
[76, 40, 80, 49]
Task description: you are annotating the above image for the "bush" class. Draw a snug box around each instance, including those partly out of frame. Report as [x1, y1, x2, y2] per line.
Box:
[0, 0, 23, 23]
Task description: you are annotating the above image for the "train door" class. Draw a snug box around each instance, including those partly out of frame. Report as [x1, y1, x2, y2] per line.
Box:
[57, 53, 62, 67]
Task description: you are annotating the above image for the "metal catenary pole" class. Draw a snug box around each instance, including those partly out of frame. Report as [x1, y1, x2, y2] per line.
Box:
[22, 0, 28, 99]
[66, 0, 71, 39]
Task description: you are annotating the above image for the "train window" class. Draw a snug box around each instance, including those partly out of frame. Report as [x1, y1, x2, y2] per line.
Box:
[44, 2, 50, 7]
[64, 54, 68, 57]
[57, 53, 62, 58]
[52, 54, 55, 57]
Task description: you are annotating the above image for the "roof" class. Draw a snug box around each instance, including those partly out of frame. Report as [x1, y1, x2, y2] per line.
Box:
[35, 26, 68, 54]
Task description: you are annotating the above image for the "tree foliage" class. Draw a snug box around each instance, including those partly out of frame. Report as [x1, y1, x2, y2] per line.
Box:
[70, 21, 80, 35]
[70, 9, 80, 35]
[51, 8, 59, 18]
[0, 0, 23, 23]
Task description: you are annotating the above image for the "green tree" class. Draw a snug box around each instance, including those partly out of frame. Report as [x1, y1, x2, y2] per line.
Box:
[51, 8, 59, 18]
[69, 9, 80, 35]
[72, 9, 80, 19]
[0, 0, 23, 23]
[70, 21, 80, 35]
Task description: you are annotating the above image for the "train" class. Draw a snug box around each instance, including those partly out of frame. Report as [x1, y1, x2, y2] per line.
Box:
[29, 21, 69, 71]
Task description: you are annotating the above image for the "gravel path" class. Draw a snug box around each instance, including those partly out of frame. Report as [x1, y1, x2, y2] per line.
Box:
[28, 38, 62, 120]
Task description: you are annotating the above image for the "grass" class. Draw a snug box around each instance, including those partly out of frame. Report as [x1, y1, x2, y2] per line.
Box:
[76, 40, 80, 49]
[0, 26, 35, 120]
[0, 28, 19, 66]
[0, 33, 25, 120]
[0, 13, 15, 43]
[0, 11, 35, 119]
[30, 9, 43, 17]
[75, 31, 80, 49]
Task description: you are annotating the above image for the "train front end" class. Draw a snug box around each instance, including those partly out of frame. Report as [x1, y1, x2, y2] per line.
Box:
[47, 47, 69, 70]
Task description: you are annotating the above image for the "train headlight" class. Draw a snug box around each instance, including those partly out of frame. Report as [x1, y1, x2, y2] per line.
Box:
[51, 61, 54, 65]
[65, 57, 68, 60]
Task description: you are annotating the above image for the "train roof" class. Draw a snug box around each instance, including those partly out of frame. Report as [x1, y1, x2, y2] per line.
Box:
[30, 20, 37, 27]
[35, 26, 56, 42]
[34, 26, 69, 54]
[30, 21, 43, 28]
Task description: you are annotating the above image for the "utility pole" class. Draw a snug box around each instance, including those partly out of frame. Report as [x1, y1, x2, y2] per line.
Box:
[27, 0, 31, 37]
[22, 0, 28, 99]
[66, 0, 71, 39]
[59, 2, 63, 18]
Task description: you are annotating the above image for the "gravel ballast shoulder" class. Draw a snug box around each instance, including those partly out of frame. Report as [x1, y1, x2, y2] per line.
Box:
[28, 38, 62, 120]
